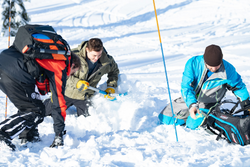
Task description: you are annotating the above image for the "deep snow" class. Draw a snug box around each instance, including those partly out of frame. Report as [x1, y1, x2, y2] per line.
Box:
[1, 0, 250, 166]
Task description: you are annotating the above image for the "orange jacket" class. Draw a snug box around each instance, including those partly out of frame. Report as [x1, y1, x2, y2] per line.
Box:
[36, 58, 70, 121]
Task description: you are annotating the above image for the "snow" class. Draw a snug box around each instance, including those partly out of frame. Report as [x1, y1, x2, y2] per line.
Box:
[1, 0, 250, 166]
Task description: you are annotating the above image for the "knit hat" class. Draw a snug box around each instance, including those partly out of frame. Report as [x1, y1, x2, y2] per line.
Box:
[203, 44, 223, 66]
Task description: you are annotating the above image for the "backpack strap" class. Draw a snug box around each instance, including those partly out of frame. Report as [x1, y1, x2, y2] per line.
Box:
[212, 100, 238, 114]
[229, 100, 240, 114]
[232, 104, 250, 115]
[204, 125, 219, 135]
[205, 124, 230, 143]
[56, 36, 71, 66]
[216, 130, 223, 141]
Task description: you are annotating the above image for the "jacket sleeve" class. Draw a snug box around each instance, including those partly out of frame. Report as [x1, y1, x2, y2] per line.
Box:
[225, 61, 249, 101]
[66, 59, 88, 86]
[107, 55, 119, 88]
[181, 58, 198, 108]
[36, 59, 68, 122]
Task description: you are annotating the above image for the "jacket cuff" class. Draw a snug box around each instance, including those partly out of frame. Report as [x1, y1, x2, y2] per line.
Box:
[189, 103, 198, 109]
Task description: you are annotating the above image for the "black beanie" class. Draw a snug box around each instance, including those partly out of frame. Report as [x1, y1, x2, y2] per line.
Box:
[203, 44, 223, 66]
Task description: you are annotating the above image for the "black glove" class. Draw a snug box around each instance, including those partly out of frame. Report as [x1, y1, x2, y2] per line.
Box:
[50, 136, 63, 148]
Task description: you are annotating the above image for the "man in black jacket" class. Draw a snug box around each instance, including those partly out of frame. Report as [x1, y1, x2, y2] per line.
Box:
[0, 46, 81, 150]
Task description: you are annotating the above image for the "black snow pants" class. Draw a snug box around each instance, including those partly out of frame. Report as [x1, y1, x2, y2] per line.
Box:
[44, 96, 91, 136]
[0, 70, 44, 140]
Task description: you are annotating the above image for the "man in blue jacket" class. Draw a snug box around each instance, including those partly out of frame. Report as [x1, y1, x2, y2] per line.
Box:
[182, 44, 249, 121]
[159, 44, 250, 128]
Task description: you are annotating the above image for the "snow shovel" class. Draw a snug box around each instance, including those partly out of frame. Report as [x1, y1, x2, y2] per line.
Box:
[87, 86, 128, 101]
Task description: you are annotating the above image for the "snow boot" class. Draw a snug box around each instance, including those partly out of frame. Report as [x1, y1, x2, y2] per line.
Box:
[0, 130, 16, 151]
[20, 126, 41, 144]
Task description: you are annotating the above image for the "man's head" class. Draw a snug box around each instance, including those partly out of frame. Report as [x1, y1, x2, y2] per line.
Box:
[70, 52, 81, 76]
[204, 44, 223, 72]
[86, 38, 103, 63]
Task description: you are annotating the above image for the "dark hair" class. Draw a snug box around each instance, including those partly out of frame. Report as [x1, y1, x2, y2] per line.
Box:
[71, 52, 81, 69]
[86, 38, 103, 52]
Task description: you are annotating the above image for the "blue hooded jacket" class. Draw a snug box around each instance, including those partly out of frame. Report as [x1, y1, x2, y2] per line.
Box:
[181, 55, 249, 109]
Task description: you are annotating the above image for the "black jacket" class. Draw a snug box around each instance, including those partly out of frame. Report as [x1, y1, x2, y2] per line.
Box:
[0, 46, 70, 135]
[0, 46, 35, 84]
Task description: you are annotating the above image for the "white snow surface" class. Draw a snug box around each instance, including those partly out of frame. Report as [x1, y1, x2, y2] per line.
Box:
[1, 0, 250, 166]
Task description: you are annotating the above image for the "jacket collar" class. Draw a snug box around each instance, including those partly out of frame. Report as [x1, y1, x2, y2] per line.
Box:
[207, 62, 227, 80]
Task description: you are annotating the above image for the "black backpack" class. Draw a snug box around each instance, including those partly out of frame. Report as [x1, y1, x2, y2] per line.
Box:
[13, 24, 71, 78]
[205, 100, 250, 146]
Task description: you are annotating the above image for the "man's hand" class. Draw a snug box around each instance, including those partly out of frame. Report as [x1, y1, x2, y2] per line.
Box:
[189, 104, 199, 119]
[104, 87, 116, 100]
[76, 80, 89, 91]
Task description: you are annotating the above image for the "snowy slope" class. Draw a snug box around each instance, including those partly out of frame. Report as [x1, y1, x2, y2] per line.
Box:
[1, 0, 250, 166]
